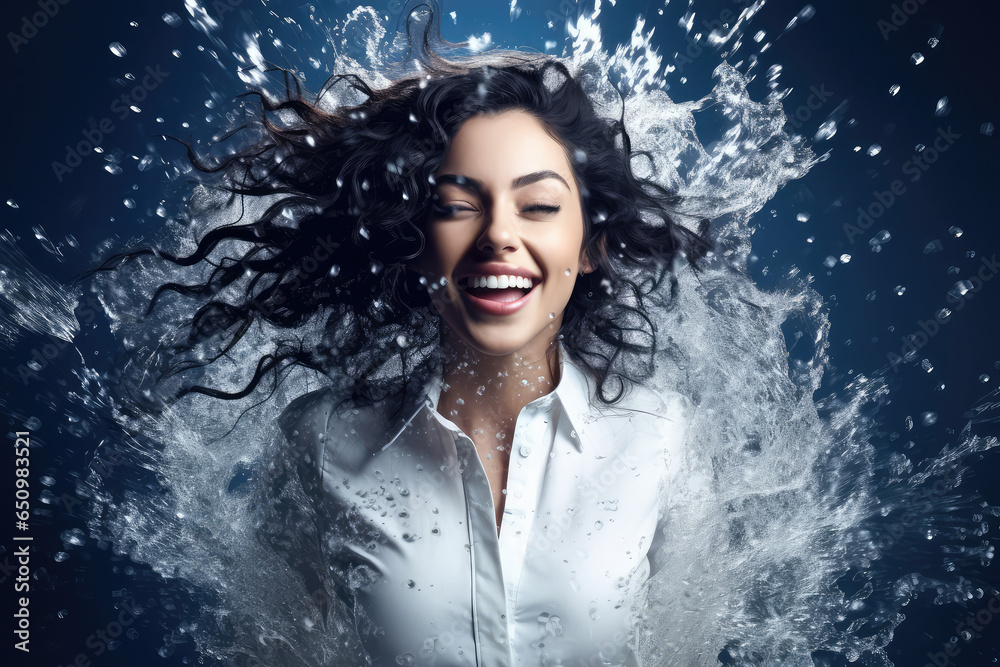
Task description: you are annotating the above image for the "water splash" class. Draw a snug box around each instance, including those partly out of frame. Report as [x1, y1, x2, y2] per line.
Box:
[1, 3, 996, 666]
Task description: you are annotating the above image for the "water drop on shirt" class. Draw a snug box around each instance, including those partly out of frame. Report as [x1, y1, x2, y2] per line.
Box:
[911, 52, 924, 65]
[109, 42, 127, 57]
[796, 212, 810, 222]
[866, 144, 881, 157]
[979, 374, 990, 384]
[920, 412, 938, 427]
[948, 226, 963, 238]
[162, 12, 182, 27]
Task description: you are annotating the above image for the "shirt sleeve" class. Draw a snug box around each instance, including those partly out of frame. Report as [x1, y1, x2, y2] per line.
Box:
[646, 391, 693, 580]
[255, 389, 363, 643]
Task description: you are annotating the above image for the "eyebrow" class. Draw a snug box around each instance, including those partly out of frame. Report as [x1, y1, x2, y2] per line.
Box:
[435, 170, 571, 193]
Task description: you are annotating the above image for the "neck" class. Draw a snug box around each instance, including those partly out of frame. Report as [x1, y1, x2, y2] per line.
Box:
[436, 332, 561, 443]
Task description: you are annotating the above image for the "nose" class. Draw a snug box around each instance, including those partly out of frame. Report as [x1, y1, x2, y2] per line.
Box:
[475, 204, 519, 254]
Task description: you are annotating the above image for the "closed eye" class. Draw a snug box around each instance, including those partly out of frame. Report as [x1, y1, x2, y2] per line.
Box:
[523, 204, 561, 214]
[431, 202, 478, 217]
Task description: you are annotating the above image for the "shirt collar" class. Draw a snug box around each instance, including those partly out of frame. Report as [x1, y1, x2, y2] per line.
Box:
[378, 342, 596, 454]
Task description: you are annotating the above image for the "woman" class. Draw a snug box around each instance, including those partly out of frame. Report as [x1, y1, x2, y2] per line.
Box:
[114, 9, 712, 665]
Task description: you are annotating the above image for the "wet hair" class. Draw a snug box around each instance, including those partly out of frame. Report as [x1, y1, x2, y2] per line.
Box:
[98, 6, 711, 408]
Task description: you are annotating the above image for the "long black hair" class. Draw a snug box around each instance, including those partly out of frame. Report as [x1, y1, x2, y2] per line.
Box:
[96, 4, 711, 409]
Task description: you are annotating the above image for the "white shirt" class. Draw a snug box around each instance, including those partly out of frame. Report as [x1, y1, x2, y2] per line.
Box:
[277, 347, 689, 666]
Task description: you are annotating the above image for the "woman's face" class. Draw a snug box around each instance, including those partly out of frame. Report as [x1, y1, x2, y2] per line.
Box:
[416, 109, 590, 361]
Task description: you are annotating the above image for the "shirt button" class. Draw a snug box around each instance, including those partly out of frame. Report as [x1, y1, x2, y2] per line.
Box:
[518, 445, 531, 458]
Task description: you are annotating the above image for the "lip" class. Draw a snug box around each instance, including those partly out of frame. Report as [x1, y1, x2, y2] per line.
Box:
[460, 284, 535, 316]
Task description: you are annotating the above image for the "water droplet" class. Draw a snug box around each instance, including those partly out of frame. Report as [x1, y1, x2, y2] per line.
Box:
[123, 198, 135, 209]
[6, 199, 18, 209]
[109, 42, 127, 58]
[870, 230, 891, 245]
[839, 253, 851, 264]
[594, 520, 603, 530]
[548, 312, 555, 319]
[328, 264, 340, 278]
[162, 12, 182, 27]
[396, 652, 416, 665]
[934, 97, 951, 117]
[564, 268, 572, 276]
[923, 239, 943, 254]
[921, 359, 933, 373]
[894, 285, 906, 296]
[796, 212, 811, 223]
[396, 334, 408, 348]
[911, 52, 925, 65]
[948, 280, 974, 299]
[370, 260, 383, 274]
[889, 84, 901, 96]
[920, 412, 938, 427]
[823, 256, 837, 268]
[937, 308, 952, 321]
[948, 226, 963, 238]
[54, 552, 69, 562]
[866, 144, 881, 157]
[519, 445, 531, 457]
[980, 374, 991, 384]
[60, 528, 86, 546]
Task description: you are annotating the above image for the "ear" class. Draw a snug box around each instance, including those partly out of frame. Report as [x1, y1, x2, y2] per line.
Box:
[579, 235, 605, 275]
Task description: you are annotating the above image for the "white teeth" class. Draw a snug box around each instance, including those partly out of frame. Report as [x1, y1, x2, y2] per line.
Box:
[467, 275, 534, 289]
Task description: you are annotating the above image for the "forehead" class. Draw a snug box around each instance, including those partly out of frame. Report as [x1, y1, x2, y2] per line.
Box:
[437, 110, 575, 191]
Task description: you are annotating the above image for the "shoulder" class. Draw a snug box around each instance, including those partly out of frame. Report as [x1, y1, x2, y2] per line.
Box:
[588, 377, 691, 429]
[277, 388, 408, 474]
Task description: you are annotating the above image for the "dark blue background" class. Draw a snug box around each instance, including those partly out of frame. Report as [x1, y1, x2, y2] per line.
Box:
[2, 0, 998, 665]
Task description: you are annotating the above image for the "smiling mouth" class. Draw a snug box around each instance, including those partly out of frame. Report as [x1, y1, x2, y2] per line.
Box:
[458, 275, 536, 303]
